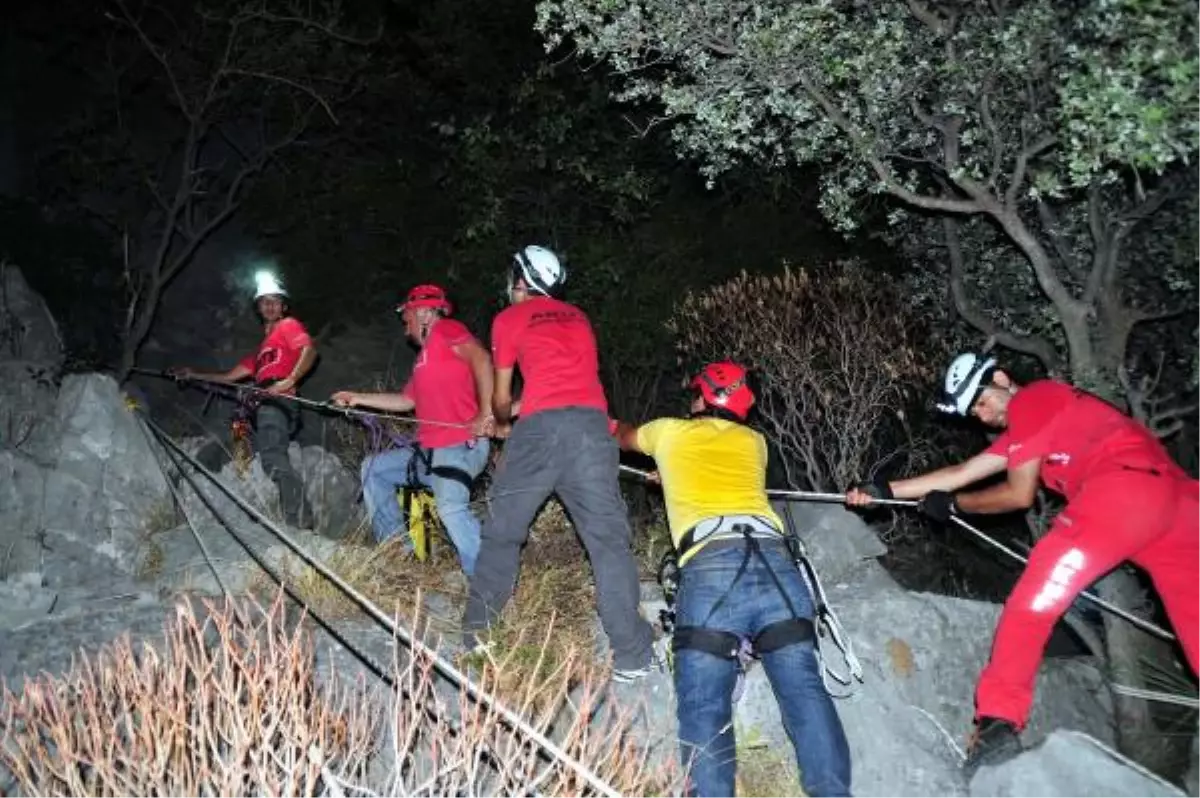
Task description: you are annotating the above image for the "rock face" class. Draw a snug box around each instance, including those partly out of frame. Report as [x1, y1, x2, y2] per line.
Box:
[174, 439, 363, 539]
[0, 270, 363, 645]
[0, 265, 64, 463]
[0, 264, 63, 368]
[50, 374, 173, 571]
[970, 730, 1187, 797]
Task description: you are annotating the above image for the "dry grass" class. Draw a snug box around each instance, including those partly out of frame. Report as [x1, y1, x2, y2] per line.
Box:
[0, 591, 681, 797]
[466, 498, 606, 704]
[279, 523, 469, 634]
[259, 496, 604, 694]
[735, 727, 805, 797]
[133, 499, 179, 579]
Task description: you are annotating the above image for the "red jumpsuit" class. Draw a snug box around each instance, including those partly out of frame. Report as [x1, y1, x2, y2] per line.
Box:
[974, 380, 1199, 728]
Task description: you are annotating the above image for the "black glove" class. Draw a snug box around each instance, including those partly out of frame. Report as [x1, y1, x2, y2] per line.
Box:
[852, 479, 894, 501]
[918, 490, 958, 523]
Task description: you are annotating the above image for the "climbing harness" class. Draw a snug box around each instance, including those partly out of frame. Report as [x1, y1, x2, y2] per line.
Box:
[780, 503, 865, 697]
[656, 514, 862, 701]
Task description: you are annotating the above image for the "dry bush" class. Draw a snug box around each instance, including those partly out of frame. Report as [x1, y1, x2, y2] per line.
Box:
[0, 594, 376, 796]
[670, 262, 945, 491]
[0, 592, 679, 797]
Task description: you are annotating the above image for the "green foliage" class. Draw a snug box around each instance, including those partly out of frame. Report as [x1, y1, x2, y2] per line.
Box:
[1060, 0, 1199, 188]
[540, 0, 1198, 427]
[537, 0, 1197, 223]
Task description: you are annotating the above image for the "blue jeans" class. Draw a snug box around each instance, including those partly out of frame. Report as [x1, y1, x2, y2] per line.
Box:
[360, 439, 490, 574]
[674, 540, 851, 797]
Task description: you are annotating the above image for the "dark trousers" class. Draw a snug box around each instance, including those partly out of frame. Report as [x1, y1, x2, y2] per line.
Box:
[463, 407, 653, 670]
[196, 402, 311, 526]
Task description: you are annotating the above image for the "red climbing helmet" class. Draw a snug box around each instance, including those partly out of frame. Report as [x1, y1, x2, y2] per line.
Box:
[691, 361, 755, 420]
[397, 284, 453, 315]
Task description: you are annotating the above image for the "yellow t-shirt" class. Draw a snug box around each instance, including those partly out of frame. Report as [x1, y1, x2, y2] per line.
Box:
[637, 417, 784, 564]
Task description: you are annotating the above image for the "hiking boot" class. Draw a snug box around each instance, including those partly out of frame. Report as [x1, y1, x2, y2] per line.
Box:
[964, 716, 1023, 778]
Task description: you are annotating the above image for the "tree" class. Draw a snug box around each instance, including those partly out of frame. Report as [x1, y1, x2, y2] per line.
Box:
[34, 0, 376, 379]
[536, 0, 1199, 770]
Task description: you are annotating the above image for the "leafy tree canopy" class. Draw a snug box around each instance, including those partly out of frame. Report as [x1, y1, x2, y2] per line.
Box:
[536, 0, 1197, 226]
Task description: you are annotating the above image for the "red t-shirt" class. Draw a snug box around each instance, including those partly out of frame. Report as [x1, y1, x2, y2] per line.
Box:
[238, 317, 313, 394]
[490, 296, 608, 418]
[402, 318, 480, 449]
[984, 379, 1175, 500]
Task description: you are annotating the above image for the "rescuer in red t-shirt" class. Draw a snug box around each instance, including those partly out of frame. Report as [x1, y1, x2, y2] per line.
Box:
[846, 353, 1198, 775]
[331, 284, 494, 575]
[461, 245, 654, 681]
[170, 271, 317, 527]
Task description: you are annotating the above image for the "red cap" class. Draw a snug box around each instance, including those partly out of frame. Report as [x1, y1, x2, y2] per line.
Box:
[691, 361, 755, 420]
[397, 284, 452, 314]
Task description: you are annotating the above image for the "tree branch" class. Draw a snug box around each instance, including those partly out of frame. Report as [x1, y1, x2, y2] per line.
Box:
[1118, 361, 1198, 439]
[1083, 184, 1116, 306]
[222, 68, 339, 124]
[243, 11, 383, 46]
[943, 217, 1060, 371]
[906, 0, 953, 35]
[110, 0, 192, 120]
[1033, 200, 1083, 278]
[800, 73, 983, 214]
[1004, 135, 1056, 208]
[978, 84, 1003, 189]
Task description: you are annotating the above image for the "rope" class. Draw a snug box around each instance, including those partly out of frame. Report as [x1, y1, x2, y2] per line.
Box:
[947, 515, 1176, 642]
[137, 413, 622, 798]
[131, 367, 473, 431]
[132, 414, 229, 597]
[141, 417, 394, 686]
[619, 464, 918, 508]
[134, 415, 526, 785]
[617, 464, 1177, 642]
[1109, 683, 1199, 709]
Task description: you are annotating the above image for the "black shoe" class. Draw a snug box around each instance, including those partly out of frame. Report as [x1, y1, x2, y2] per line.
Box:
[964, 716, 1023, 779]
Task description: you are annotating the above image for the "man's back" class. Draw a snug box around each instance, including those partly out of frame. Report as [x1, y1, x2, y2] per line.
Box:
[637, 416, 783, 555]
[987, 378, 1179, 499]
[490, 296, 606, 417]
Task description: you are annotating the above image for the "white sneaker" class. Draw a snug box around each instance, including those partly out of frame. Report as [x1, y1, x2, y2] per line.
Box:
[611, 665, 653, 684]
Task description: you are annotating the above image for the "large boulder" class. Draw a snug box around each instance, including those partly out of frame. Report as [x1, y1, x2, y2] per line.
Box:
[49, 374, 171, 572]
[0, 449, 48, 579]
[175, 439, 363, 538]
[970, 729, 1186, 797]
[0, 265, 65, 463]
[0, 264, 63, 368]
[771, 497, 889, 581]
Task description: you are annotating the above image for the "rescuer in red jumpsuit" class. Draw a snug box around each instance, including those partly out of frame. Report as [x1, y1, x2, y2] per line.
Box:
[846, 353, 1199, 775]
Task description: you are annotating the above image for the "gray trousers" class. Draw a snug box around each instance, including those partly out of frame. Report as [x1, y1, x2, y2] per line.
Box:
[463, 407, 653, 670]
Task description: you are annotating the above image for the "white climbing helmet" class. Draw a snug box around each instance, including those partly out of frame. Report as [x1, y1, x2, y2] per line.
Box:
[511, 245, 566, 297]
[253, 270, 288, 300]
[937, 352, 997, 416]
